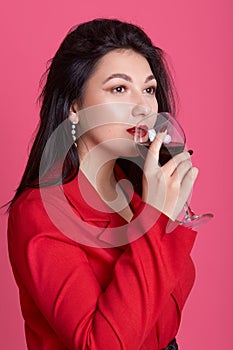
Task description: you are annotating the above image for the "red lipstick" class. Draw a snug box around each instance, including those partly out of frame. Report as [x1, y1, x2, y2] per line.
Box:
[126, 125, 148, 137]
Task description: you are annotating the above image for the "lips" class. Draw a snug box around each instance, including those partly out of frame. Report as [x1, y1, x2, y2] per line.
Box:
[126, 125, 148, 138]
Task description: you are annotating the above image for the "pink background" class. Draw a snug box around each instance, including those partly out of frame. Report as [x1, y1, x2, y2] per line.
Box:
[0, 0, 232, 349]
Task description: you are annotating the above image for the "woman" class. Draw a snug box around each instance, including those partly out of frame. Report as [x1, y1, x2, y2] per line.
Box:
[8, 18, 198, 349]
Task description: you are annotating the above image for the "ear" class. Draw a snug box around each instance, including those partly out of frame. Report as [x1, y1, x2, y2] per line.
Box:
[68, 100, 80, 124]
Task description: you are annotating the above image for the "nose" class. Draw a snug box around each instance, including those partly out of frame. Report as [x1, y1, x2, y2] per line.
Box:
[131, 104, 151, 118]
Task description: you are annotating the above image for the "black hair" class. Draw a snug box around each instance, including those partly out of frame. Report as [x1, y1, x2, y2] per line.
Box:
[7, 18, 177, 210]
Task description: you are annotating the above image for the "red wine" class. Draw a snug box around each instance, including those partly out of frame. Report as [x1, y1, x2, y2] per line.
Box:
[159, 142, 185, 166]
[138, 141, 185, 166]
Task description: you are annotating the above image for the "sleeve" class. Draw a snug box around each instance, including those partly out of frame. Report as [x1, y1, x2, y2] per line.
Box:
[8, 195, 197, 350]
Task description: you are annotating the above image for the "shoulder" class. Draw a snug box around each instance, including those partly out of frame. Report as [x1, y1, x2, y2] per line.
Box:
[9, 188, 44, 225]
[9, 187, 50, 227]
[7, 185, 79, 244]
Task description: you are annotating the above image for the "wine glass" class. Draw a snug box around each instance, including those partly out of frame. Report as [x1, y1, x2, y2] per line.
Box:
[134, 112, 213, 229]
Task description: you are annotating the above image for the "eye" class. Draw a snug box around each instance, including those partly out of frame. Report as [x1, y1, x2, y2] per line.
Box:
[112, 85, 126, 93]
[144, 86, 156, 95]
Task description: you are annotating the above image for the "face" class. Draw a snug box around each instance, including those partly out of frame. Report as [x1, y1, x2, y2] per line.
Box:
[70, 49, 158, 160]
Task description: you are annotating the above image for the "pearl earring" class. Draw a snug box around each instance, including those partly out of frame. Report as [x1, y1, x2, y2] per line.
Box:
[69, 111, 79, 148]
[71, 121, 78, 147]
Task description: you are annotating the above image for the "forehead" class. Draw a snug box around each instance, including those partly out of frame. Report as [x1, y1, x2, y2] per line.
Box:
[93, 49, 153, 76]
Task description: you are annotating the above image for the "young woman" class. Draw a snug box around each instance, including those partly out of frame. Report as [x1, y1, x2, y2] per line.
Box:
[8, 18, 198, 350]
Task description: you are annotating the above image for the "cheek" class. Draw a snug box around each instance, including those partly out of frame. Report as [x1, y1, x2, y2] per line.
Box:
[89, 125, 127, 142]
[81, 93, 99, 108]
[79, 125, 118, 145]
[151, 98, 158, 112]
[144, 96, 158, 114]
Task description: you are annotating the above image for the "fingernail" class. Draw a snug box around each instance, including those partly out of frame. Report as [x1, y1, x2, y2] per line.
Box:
[159, 126, 167, 133]
[187, 149, 194, 155]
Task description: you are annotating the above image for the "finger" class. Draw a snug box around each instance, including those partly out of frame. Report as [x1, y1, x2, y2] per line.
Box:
[171, 158, 192, 181]
[180, 167, 199, 203]
[145, 129, 168, 168]
[162, 150, 191, 176]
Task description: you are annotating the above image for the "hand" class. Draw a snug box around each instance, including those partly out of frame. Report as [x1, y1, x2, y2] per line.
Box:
[142, 129, 199, 221]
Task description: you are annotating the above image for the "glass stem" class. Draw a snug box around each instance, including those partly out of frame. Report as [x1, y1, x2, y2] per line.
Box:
[184, 203, 195, 220]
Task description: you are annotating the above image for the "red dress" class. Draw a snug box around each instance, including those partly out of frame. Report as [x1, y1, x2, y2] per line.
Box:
[8, 166, 197, 349]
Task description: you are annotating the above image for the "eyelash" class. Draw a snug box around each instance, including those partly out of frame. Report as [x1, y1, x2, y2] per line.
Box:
[144, 86, 157, 95]
[112, 86, 126, 94]
[111, 85, 157, 95]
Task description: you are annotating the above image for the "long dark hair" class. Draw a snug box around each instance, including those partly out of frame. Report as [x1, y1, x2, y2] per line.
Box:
[8, 18, 177, 210]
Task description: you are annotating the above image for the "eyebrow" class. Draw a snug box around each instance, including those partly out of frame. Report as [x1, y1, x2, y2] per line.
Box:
[102, 73, 156, 85]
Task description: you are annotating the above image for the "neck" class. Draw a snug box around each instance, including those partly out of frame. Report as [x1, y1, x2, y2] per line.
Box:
[79, 150, 117, 200]
[95, 160, 118, 202]
[77, 146, 134, 222]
